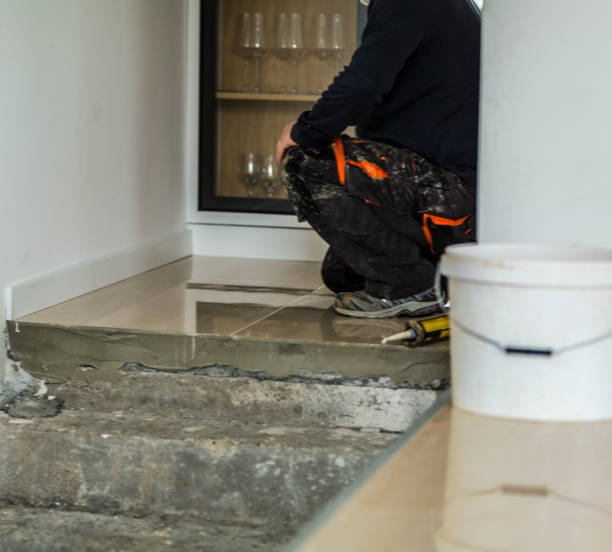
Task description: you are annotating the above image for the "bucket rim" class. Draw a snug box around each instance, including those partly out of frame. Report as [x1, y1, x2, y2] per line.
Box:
[441, 243, 612, 286]
[444, 243, 612, 266]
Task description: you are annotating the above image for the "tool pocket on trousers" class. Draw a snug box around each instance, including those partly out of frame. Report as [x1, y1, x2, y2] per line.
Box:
[422, 213, 475, 255]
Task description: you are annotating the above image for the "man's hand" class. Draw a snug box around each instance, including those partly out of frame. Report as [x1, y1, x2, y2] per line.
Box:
[276, 121, 298, 164]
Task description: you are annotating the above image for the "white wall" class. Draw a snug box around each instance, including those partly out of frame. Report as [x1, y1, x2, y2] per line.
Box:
[478, 0, 612, 247]
[0, 0, 189, 382]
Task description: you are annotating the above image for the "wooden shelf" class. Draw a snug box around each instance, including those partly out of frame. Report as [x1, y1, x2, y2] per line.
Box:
[216, 91, 319, 103]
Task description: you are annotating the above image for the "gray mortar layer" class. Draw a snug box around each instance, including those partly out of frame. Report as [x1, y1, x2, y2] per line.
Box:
[1, 326, 46, 408]
[54, 372, 437, 433]
[4, 394, 64, 418]
[0, 410, 396, 529]
[0, 506, 288, 551]
[7, 321, 450, 387]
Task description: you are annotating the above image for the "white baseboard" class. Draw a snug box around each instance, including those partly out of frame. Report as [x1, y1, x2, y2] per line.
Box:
[7, 229, 192, 320]
[190, 223, 328, 261]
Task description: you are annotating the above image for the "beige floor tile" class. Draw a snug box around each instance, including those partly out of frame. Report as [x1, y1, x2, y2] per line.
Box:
[190, 288, 309, 335]
[19, 257, 319, 334]
[19, 258, 193, 328]
[235, 293, 409, 345]
[298, 403, 612, 552]
[18, 255, 447, 348]
[195, 302, 278, 336]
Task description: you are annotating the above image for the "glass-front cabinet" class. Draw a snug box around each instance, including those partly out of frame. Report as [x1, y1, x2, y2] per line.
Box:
[199, 1, 366, 214]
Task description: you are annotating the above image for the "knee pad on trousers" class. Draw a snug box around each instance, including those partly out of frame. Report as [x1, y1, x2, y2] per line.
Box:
[320, 248, 365, 293]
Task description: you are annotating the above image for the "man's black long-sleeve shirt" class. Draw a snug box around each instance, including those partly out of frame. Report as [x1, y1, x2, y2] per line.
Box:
[290, 0, 481, 189]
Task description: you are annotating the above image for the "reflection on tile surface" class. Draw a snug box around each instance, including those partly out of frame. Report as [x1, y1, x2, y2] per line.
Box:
[299, 403, 612, 552]
[236, 294, 407, 345]
[19, 258, 194, 330]
[190, 256, 323, 289]
[187, 283, 315, 295]
[187, 286, 309, 336]
[196, 302, 277, 335]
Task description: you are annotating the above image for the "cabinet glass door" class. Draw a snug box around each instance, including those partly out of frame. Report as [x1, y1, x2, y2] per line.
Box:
[199, 1, 366, 214]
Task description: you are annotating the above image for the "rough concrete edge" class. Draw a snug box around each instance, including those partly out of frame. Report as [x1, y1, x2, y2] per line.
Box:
[119, 362, 448, 391]
[0, 327, 47, 409]
[283, 388, 452, 552]
[7, 321, 450, 387]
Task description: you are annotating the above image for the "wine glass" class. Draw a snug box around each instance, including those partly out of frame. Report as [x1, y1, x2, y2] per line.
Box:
[285, 13, 303, 94]
[329, 14, 345, 75]
[239, 13, 265, 93]
[239, 13, 253, 91]
[312, 14, 329, 94]
[276, 13, 290, 93]
[260, 155, 279, 198]
[250, 13, 265, 93]
[238, 153, 260, 196]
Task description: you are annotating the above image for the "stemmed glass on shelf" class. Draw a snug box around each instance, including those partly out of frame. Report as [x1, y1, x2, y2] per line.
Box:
[309, 14, 346, 93]
[329, 14, 345, 75]
[238, 153, 260, 196]
[237, 154, 280, 198]
[312, 14, 329, 94]
[277, 13, 303, 94]
[260, 155, 279, 198]
[276, 13, 289, 93]
[239, 12, 265, 93]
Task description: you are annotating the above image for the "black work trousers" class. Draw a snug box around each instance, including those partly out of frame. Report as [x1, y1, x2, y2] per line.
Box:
[281, 136, 476, 299]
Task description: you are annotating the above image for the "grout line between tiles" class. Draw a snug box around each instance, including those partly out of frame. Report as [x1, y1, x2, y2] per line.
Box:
[230, 293, 312, 336]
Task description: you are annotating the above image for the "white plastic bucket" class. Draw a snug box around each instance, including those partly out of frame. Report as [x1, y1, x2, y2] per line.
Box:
[440, 243, 612, 421]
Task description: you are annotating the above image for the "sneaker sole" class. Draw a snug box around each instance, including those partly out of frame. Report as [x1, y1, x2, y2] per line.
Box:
[332, 301, 442, 319]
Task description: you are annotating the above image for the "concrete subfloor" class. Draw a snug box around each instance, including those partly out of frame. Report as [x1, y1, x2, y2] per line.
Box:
[0, 507, 282, 552]
[0, 370, 439, 550]
[2, 255, 449, 550]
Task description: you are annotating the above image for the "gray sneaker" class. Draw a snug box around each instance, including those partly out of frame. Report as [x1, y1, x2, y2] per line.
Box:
[333, 287, 442, 319]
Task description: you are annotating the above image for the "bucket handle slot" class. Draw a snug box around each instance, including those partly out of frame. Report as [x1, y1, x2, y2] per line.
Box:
[453, 319, 612, 357]
[505, 347, 552, 357]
